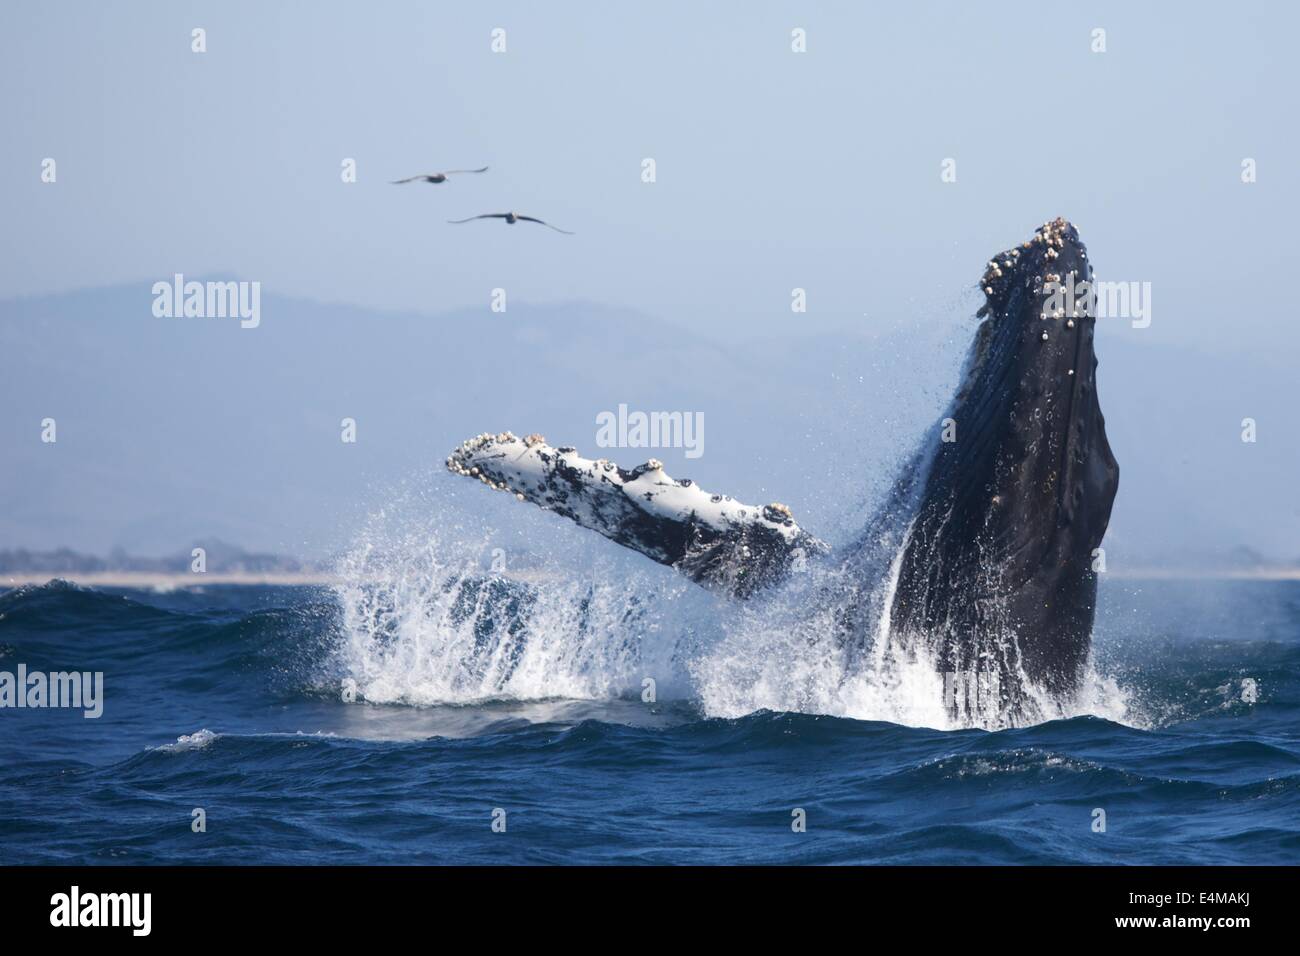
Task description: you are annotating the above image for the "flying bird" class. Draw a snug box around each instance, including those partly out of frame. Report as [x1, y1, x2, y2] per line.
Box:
[390, 166, 489, 185]
[447, 212, 574, 235]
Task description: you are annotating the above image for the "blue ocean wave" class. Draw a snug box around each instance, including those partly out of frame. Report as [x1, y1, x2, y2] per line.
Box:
[1, 579, 1297, 864]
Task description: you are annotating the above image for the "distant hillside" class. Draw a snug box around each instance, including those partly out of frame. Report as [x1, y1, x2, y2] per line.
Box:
[1, 282, 1296, 569]
[0, 540, 309, 575]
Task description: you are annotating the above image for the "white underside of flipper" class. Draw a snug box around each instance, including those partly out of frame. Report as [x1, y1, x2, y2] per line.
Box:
[447, 432, 825, 596]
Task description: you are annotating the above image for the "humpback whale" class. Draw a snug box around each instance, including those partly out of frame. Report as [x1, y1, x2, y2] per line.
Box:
[446, 219, 1118, 719]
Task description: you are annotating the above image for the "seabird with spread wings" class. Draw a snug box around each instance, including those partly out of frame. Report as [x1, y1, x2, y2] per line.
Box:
[447, 212, 574, 234]
[390, 166, 489, 185]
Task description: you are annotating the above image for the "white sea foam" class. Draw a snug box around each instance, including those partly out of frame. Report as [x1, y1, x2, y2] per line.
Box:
[330, 295, 1135, 733]
[155, 728, 219, 752]
[331, 485, 716, 708]
[328, 475, 1136, 731]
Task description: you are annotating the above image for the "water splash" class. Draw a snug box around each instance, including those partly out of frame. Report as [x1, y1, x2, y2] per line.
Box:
[330, 484, 717, 707]
[327, 477, 1135, 729]
[689, 550, 1134, 730]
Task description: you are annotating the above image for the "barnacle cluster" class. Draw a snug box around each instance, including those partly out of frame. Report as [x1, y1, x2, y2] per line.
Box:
[445, 431, 525, 498]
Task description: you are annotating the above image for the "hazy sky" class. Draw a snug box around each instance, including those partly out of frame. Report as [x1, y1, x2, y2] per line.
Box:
[2, 2, 1297, 560]
[2, 1, 1294, 349]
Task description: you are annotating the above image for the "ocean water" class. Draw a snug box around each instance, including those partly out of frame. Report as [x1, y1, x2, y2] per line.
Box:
[1, 575, 1297, 865]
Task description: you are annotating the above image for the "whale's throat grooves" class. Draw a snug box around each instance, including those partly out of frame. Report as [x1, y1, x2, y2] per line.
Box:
[886, 218, 1119, 713]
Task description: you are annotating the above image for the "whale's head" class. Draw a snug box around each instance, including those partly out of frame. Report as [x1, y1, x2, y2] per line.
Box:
[888, 219, 1120, 713]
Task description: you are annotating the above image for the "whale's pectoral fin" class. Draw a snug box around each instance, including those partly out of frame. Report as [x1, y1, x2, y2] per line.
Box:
[447, 433, 826, 597]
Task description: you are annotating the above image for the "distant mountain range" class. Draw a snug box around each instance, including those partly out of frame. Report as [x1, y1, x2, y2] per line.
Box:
[0, 539, 311, 575]
[1, 541, 1296, 582]
[2, 280, 1296, 569]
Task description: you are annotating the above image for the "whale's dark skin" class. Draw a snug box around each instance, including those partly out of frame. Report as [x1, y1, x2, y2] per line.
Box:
[449, 219, 1119, 714]
[884, 219, 1119, 710]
